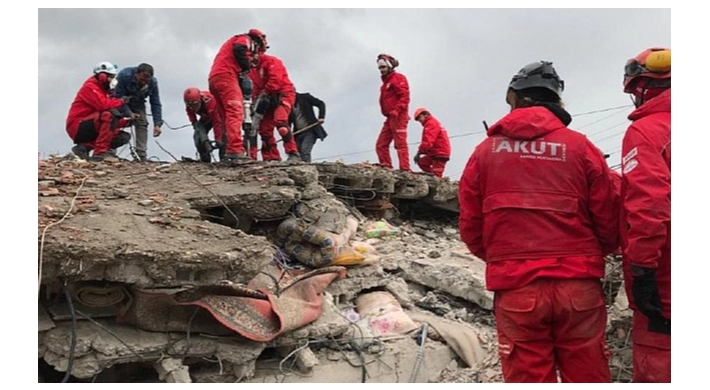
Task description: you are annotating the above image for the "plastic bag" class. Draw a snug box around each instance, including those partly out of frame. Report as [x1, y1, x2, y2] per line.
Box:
[364, 220, 401, 239]
[331, 246, 366, 266]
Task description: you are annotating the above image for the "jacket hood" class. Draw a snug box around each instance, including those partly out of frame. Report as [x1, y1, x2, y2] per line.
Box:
[487, 104, 571, 140]
[628, 88, 671, 121]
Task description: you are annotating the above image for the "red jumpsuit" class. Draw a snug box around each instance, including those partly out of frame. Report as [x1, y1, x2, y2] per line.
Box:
[208, 34, 256, 156]
[376, 70, 410, 171]
[252, 54, 298, 161]
[459, 105, 619, 383]
[65, 76, 130, 156]
[415, 114, 451, 177]
[620, 88, 671, 383]
[185, 90, 223, 143]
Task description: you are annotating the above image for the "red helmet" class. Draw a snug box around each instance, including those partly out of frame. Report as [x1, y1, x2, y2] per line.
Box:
[623, 47, 671, 93]
[183, 87, 201, 107]
[377, 53, 399, 69]
[414, 107, 429, 120]
[248, 28, 269, 52]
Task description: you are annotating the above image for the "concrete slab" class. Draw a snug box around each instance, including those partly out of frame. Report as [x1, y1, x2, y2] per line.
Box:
[397, 249, 493, 310]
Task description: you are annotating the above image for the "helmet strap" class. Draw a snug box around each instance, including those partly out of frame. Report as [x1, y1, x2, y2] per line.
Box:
[632, 78, 669, 107]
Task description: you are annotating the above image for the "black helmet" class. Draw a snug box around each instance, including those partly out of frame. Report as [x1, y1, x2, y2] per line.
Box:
[509, 61, 564, 98]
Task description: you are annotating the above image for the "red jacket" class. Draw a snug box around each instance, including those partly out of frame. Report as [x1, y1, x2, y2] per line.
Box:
[620, 88, 671, 318]
[252, 54, 295, 98]
[459, 105, 620, 290]
[208, 34, 256, 80]
[66, 76, 124, 132]
[379, 70, 409, 118]
[417, 115, 451, 159]
[185, 90, 223, 142]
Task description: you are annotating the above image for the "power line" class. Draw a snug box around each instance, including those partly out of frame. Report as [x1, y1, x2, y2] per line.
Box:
[593, 126, 627, 143]
[577, 108, 629, 130]
[572, 104, 632, 117]
[585, 119, 629, 138]
[314, 104, 634, 162]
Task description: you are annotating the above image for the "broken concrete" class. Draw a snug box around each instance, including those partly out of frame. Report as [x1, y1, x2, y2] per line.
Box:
[395, 251, 493, 310]
[242, 337, 458, 383]
[313, 161, 459, 214]
[154, 358, 192, 383]
[38, 155, 632, 383]
[40, 319, 265, 379]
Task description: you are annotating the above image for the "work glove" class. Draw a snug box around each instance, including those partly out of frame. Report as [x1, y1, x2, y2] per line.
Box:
[631, 266, 664, 319]
[239, 73, 253, 97]
[269, 94, 281, 109]
[413, 153, 423, 164]
[254, 96, 271, 115]
[242, 122, 256, 138]
[193, 122, 211, 150]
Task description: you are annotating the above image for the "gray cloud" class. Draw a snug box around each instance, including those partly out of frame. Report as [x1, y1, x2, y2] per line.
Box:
[38, 8, 670, 178]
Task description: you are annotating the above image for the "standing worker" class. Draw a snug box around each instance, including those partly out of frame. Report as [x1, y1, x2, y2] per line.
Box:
[458, 60, 619, 383]
[113, 63, 163, 162]
[208, 28, 267, 161]
[289, 92, 327, 163]
[375, 53, 410, 172]
[412, 107, 451, 177]
[619, 47, 671, 383]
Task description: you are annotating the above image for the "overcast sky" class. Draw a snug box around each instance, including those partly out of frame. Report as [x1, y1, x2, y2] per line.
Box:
[37, 7, 671, 179]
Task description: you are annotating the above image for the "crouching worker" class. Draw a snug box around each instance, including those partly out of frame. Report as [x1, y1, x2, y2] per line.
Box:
[66, 62, 132, 161]
[183, 87, 225, 162]
[252, 53, 300, 162]
[412, 107, 451, 177]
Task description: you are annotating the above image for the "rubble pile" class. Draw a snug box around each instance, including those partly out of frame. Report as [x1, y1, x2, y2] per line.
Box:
[37, 156, 632, 383]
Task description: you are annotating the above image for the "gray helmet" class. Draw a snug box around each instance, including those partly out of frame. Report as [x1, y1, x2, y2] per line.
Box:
[93, 61, 118, 76]
[509, 61, 564, 98]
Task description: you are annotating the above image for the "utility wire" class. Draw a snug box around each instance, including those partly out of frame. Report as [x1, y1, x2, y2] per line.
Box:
[38, 174, 88, 296]
[572, 104, 632, 118]
[154, 140, 241, 228]
[313, 104, 633, 162]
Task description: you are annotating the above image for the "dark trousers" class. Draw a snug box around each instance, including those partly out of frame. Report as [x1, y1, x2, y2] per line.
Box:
[295, 131, 317, 163]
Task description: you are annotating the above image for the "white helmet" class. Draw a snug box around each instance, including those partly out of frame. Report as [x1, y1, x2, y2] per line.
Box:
[93, 61, 118, 76]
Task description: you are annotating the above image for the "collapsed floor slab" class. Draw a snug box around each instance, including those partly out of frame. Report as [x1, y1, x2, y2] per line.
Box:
[39, 319, 265, 380]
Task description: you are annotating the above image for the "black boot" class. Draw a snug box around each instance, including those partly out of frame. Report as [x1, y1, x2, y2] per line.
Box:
[71, 145, 91, 160]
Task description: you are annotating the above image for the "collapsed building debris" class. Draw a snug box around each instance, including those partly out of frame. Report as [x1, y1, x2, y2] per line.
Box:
[38, 156, 632, 383]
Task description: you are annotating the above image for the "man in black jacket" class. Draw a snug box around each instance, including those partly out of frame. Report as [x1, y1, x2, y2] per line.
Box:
[288, 92, 327, 162]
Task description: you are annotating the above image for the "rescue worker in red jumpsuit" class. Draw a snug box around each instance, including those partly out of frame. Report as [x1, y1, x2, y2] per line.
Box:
[66, 62, 132, 161]
[251, 53, 300, 162]
[619, 47, 671, 383]
[183, 87, 224, 163]
[208, 29, 267, 161]
[412, 107, 451, 178]
[376, 53, 410, 171]
[458, 61, 620, 383]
